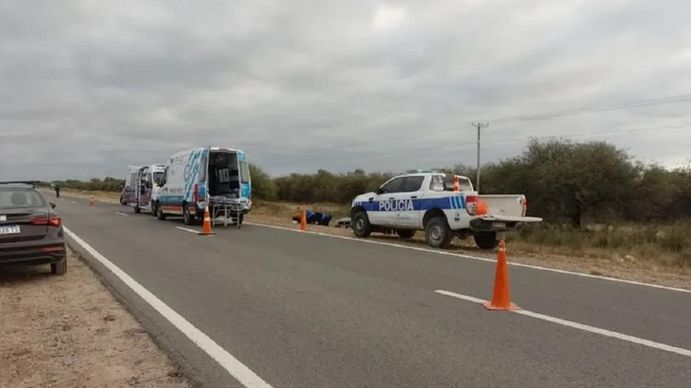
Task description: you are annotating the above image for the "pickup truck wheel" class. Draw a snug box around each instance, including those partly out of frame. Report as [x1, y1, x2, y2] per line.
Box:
[396, 229, 416, 239]
[474, 232, 499, 249]
[352, 210, 372, 238]
[51, 256, 67, 275]
[157, 205, 167, 220]
[425, 216, 453, 249]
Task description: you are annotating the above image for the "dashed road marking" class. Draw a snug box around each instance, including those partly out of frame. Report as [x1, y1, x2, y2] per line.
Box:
[176, 226, 200, 234]
[435, 289, 691, 357]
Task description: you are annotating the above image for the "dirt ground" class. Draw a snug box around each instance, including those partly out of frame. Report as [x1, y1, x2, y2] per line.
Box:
[0, 250, 191, 388]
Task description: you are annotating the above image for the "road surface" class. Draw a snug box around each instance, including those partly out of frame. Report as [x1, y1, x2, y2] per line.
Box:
[53, 195, 691, 387]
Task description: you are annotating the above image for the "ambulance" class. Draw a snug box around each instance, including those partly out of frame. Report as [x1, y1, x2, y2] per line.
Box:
[123, 164, 166, 214]
[155, 147, 251, 226]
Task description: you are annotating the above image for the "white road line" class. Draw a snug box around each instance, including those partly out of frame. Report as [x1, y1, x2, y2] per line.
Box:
[115, 212, 128, 217]
[70, 201, 77, 204]
[245, 222, 691, 294]
[435, 289, 691, 358]
[176, 226, 200, 234]
[63, 227, 271, 388]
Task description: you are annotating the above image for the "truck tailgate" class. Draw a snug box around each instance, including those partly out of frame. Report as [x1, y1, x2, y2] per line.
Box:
[480, 194, 526, 217]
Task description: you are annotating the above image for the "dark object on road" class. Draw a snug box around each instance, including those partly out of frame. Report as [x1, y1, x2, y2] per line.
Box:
[334, 217, 351, 228]
[54, 184, 60, 198]
[0, 183, 67, 275]
[291, 209, 332, 226]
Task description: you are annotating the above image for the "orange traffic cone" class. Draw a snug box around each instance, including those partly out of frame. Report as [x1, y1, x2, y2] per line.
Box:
[199, 205, 214, 236]
[483, 240, 519, 311]
[89, 195, 95, 207]
[299, 208, 308, 231]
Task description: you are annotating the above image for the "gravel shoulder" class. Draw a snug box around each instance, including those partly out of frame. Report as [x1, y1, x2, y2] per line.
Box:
[0, 249, 191, 388]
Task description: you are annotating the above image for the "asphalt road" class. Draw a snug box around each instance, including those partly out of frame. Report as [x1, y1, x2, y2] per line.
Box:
[53, 195, 691, 387]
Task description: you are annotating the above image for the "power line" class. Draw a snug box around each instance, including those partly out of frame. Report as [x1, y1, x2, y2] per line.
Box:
[486, 94, 691, 123]
[364, 122, 691, 161]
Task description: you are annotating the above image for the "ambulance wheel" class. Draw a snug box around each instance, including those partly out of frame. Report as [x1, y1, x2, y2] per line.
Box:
[396, 229, 416, 239]
[425, 216, 453, 249]
[352, 210, 372, 238]
[474, 232, 499, 250]
[182, 204, 195, 225]
[157, 205, 166, 220]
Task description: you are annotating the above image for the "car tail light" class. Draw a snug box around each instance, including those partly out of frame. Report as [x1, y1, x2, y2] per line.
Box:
[31, 215, 62, 227]
[193, 183, 199, 203]
[466, 195, 477, 215]
[521, 197, 528, 216]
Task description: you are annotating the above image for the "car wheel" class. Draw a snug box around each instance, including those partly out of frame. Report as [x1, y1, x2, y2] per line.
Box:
[351, 210, 372, 238]
[157, 204, 167, 220]
[396, 229, 416, 239]
[474, 232, 499, 249]
[183, 204, 195, 225]
[425, 216, 453, 249]
[51, 257, 67, 275]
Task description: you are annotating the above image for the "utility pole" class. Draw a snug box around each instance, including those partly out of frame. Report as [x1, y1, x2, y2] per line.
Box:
[471, 122, 489, 193]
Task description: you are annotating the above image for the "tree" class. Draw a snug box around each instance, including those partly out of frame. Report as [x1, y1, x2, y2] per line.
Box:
[248, 164, 278, 200]
[481, 140, 638, 228]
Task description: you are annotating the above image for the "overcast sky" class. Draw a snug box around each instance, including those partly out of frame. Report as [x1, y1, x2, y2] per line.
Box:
[1, 0, 690, 180]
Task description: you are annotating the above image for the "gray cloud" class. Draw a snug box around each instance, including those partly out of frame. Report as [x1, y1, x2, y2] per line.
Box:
[1, 0, 690, 181]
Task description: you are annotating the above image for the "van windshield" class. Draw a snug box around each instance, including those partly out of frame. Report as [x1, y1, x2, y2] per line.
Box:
[153, 172, 165, 186]
[208, 151, 240, 197]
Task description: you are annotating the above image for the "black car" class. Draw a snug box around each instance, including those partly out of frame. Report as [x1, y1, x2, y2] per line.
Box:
[0, 182, 67, 275]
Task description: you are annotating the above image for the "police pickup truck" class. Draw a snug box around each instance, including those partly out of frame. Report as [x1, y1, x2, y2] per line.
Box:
[350, 172, 541, 249]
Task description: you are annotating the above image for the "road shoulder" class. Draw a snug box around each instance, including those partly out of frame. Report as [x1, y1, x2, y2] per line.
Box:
[0, 249, 191, 387]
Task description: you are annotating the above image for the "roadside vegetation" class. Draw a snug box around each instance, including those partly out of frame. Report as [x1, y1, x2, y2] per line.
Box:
[46, 139, 691, 268]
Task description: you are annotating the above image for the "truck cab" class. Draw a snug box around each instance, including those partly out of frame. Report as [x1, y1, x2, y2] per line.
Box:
[350, 172, 541, 249]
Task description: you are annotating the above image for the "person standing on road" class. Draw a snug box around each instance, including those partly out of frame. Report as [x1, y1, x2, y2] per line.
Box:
[54, 184, 60, 198]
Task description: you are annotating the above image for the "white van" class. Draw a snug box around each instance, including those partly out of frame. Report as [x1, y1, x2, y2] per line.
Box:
[155, 147, 252, 225]
[123, 164, 166, 214]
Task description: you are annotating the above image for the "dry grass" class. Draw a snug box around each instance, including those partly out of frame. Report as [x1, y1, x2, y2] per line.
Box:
[510, 223, 691, 268]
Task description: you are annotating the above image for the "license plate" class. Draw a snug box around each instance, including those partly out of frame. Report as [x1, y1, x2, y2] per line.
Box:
[492, 222, 506, 229]
[0, 225, 21, 235]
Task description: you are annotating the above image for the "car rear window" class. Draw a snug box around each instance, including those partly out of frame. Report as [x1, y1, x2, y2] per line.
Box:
[0, 189, 47, 209]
